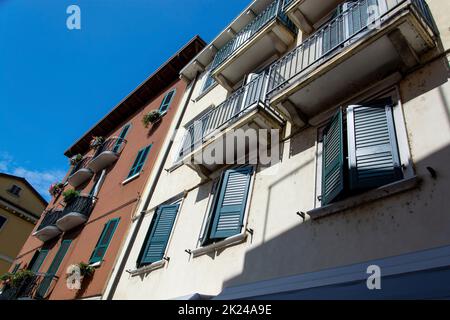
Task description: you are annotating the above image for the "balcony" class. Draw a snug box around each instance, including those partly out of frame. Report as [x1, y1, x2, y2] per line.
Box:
[68, 156, 93, 188]
[267, 0, 438, 123]
[87, 137, 126, 173]
[56, 195, 94, 232]
[177, 73, 284, 177]
[0, 274, 49, 300]
[32, 209, 63, 242]
[210, 0, 297, 90]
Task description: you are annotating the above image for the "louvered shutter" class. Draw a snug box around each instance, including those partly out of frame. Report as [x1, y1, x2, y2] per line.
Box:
[113, 124, 131, 153]
[159, 89, 176, 114]
[347, 98, 403, 191]
[321, 109, 346, 206]
[89, 218, 120, 264]
[30, 250, 49, 273]
[140, 204, 180, 266]
[210, 166, 253, 240]
[127, 145, 152, 178]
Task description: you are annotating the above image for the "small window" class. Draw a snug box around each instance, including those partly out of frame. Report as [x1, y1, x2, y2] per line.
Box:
[138, 203, 180, 267]
[113, 123, 131, 153]
[127, 145, 152, 179]
[319, 97, 403, 206]
[89, 218, 120, 264]
[8, 185, 22, 197]
[201, 166, 253, 245]
[0, 216, 6, 231]
[159, 89, 176, 114]
[200, 70, 216, 94]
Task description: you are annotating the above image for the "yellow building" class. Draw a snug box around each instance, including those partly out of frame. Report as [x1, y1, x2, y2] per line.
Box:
[0, 173, 47, 274]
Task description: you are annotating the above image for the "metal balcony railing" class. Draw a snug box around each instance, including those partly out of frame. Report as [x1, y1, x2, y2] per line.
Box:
[210, 0, 296, 71]
[178, 73, 275, 161]
[61, 195, 94, 219]
[267, 0, 438, 96]
[35, 209, 62, 232]
[69, 156, 92, 176]
[0, 273, 49, 300]
[93, 137, 126, 158]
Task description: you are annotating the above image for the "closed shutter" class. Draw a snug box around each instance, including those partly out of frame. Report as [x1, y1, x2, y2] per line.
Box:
[127, 145, 152, 178]
[321, 110, 346, 206]
[159, 89, 176, 114]
[210, 166, 253, 240]
[347, 98, 403, 191]
[113, 124, 131, 153]
[89, 218, 120, 264]
[36, 240, 72, 299]
[140, 204, 180, 266]
[30, 250, 49, 273]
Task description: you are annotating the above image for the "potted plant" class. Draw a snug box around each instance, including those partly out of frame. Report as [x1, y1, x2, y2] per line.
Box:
[90, 136, 104, 149]
[142, 110, 162, 128]
[49, 182, 64, 197]
[0, 273, 13, 288]
[78, 262, 95, 278]
[70, 154, 83, 166]
[62, 189, 80, 203]
[10, 270, 35, 288]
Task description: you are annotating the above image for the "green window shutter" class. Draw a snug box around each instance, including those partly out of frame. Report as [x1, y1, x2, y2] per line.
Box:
[113, 124, 131, 153]
[30, 250, 49, 273]
[89, 218, 120, 264]
[347, 98, 403, 191]
[11, 263, 21, 274]
[139, 204, 180, 266]
[210, 166, 253, 240]
[37, 240, 72, 299]
[159, 89, 176, 114]
[127, 145, 152, 178]
[321, 109, 346, 206]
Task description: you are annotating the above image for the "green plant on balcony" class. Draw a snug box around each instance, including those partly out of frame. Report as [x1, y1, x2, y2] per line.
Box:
[49, 182, 64, 197]
[62, 189, 80, 204]
[90, 136, 105, 149]
[70, 154, 83, 166]
[142, 110, 162, 128]
[78, 262, 95, 278]
[0, 272, 13, 288]
[10, 270, 35, 288]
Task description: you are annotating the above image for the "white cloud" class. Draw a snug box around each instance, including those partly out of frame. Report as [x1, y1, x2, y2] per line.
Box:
[0, 152, 66, 201]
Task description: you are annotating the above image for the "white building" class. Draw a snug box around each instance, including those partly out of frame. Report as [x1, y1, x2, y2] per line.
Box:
[104, 0, 450, 299]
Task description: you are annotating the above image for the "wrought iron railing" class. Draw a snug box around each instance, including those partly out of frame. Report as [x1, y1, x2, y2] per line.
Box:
[177, 73, 279, 161]
[35, 209, 62, 232]
[60, 195, 94, 219]
[267, 0, 438, 97]
[210, 0, 296, 71]
[0, 274, 48, 300]
[69, 156, 92, 176]
[93, 137, 127, 158]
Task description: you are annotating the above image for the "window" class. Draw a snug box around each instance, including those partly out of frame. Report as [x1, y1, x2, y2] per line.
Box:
[200, 70, 216, 94]
[113, 123, 131, 153]
[138, 204, 180, 267]
[8, 185, 22, 197]
[0, 216, 6, 231]
[127, 145, 152, 179]
[159, 89, 176, 114]
[29, 250, 49, 273]
[90, 218, 120, 264]
[201, 166, 253, 245]
[319, 97, 404, 206]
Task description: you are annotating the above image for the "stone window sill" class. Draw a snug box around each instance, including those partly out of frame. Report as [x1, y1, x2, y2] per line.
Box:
[191, 233, 248, 258]
[308, 176, 420, 220]
[122, 173, 140, 186]
[128, 259, 166, 277]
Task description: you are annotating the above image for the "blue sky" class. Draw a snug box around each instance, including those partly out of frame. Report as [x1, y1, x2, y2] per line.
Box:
[0, 0, 248, 200]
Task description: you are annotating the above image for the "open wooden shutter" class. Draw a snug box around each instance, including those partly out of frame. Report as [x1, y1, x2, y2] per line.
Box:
[347, 98, 403, 191]
[159, 89, 176, 114]
[210, 166, 253, 240]
[140, 204, 180, 266]
[127, 145, 152, 178]
[30, 250, 49, 273]
[89, 218, 120, 264]
[113, 124, 131, 153]
[321, 109, 346, 206]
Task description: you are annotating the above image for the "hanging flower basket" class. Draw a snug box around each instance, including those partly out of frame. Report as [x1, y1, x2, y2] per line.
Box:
[90, 136, 105, 149]
[49, 182, 64, 197]
[62, 189, 80, 204]
[142, 110, 162, 128]
[70, 154, 83, 166]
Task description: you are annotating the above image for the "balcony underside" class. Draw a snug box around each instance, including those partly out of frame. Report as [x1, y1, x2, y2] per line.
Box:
[182, 104, 284, 178]
[269, 9, 436, 123]
[32, 226, 61, 242]
[284, 0, 342, 33]
[68, 168, 93, 187]
[87, 151, 118, 173]
[212, 19, 296, 90]
[56, 212, 88, 232]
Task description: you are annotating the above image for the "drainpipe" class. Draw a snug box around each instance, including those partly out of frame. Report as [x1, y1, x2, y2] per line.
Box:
[106, 72, 200, 300]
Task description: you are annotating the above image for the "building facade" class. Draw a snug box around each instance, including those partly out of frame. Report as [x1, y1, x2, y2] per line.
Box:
[105, 0, 450, 299]
[0, 174, 47, 274]
[3, 37, 205, 300]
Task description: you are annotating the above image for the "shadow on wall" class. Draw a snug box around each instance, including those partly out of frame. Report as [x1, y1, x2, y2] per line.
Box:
[221, 58, 450, 295]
